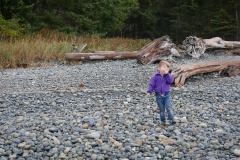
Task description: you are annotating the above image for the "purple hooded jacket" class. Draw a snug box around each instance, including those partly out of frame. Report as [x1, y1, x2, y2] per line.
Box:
[147, 71, 174, 94]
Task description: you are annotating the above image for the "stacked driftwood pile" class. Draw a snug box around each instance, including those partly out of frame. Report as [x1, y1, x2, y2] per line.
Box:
[65, 36, 240, 87]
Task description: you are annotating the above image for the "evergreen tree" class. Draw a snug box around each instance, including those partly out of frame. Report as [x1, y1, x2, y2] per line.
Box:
[205, 9, 236, 40]
[0, 0, 239, 40]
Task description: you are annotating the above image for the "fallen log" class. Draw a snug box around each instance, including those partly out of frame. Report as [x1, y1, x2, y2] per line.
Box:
[65, 51, 138, 61]
[136, 35, 180, 64]
[172, 59, 240, 87]
[183, 36, 240, 58]
[65, 35, 181, 64]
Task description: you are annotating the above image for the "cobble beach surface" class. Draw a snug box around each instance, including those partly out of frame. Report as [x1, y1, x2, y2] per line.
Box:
[0, 52, 240, 159]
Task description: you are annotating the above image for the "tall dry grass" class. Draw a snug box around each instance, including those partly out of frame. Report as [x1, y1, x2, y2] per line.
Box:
[0, 29, 150, 69]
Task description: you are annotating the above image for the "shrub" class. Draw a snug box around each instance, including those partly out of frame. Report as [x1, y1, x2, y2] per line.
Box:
[0, 14, 28, 38]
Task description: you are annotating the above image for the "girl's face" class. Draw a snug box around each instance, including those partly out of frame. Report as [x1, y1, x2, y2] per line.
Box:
[159, 64, 169, 73]
[162, 64, 168, 70]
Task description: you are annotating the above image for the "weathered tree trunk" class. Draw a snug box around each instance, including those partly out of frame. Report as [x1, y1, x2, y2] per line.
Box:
[183, 36, 240, 58]
[65, 35, 180, 64]
[136, 35, 180, 64]
[65, 51, 138, 61]
[172, 59, 240, 87]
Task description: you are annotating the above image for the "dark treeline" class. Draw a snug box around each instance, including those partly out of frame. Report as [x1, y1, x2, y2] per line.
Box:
[0, 0, 240, 42]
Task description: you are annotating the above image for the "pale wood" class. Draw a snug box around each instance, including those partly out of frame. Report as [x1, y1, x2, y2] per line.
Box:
[65, 36, 180, 64]
[71, 44, 87, 52]
[65, 51, 138, 61]
[182, 36, 206, 58]
[172, 59, 240, 87]
[79, 44, 87, 53]
[136, 35, 180, 64]
[204, 37, 240, 49]
[183, 36, 240, 58]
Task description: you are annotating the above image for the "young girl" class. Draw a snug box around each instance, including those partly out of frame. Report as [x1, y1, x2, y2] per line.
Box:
[147, 60, 176, 125]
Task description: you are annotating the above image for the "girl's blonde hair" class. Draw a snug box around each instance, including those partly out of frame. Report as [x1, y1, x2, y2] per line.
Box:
[158, 60, 171, 69]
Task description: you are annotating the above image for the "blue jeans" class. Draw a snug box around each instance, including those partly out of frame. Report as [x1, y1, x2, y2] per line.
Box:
[155, 92, 174, 122]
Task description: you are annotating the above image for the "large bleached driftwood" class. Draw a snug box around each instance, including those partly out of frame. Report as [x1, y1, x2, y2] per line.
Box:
[172, 59, 240, 87]
[65, 51, 138, 61]
[65, 35, 180, 64]
[136, 35, 180, 64]
[183, 36, 240, 58]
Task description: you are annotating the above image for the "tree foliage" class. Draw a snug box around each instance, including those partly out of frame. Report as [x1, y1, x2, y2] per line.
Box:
[0, 0, 239, 41]
[206, 9, 236, 39]
[0, 14, 28, 38]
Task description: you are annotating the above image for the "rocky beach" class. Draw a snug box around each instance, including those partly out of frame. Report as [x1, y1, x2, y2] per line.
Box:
[0, 52, 240, 159]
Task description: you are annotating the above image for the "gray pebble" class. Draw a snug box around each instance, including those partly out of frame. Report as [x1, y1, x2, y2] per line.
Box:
[0, 53, 239, 159]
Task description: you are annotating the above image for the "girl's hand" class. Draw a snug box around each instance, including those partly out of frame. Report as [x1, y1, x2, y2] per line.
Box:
[165, 68, 169, 74]
[162, 64, 169, 74]
[163, 68, 169, 74]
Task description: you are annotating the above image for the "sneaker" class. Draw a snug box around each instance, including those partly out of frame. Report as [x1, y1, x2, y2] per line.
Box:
[161, 121, 166, 126]
[169, 120, 176, 125]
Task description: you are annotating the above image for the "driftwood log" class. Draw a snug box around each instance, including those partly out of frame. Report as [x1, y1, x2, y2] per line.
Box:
[183, 36, 240, 58]
[65, 51, 138, 61]
[136, 35, 180, 64]
[65, 36, 180, 64]
[172, 59, 240, 87]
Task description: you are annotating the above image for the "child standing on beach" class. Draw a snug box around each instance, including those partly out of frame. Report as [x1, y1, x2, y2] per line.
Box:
[147, 60, 176, 125]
